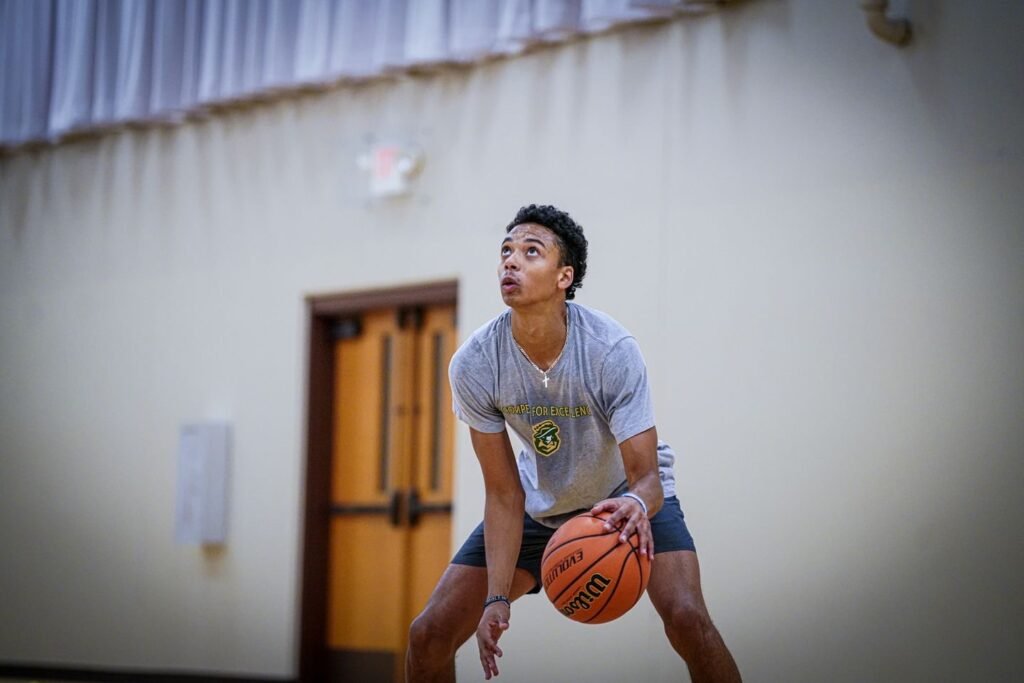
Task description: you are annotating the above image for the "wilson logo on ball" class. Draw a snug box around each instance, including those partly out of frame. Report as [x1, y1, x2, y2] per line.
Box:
[558, 573, 612, 616]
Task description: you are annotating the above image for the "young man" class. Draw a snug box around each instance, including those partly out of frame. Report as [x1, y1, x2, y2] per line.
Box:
[406, 205, 741, 682]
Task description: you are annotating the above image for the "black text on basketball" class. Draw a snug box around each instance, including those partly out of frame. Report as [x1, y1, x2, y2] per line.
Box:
[543, 549, 584, 587]
[559, 573, 612, 616]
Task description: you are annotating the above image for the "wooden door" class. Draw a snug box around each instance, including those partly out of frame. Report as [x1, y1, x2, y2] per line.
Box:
[326, 304, 456, 681]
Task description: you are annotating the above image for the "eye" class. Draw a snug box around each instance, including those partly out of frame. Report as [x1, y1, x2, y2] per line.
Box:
[527, 246, 539, 255]
[501, 245, 511, 256]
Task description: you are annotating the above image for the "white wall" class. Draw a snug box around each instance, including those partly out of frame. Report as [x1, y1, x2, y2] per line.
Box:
[1, 1, 1021, 681]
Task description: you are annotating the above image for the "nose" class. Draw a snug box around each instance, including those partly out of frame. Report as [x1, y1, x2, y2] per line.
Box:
[502, 251, 520, 271]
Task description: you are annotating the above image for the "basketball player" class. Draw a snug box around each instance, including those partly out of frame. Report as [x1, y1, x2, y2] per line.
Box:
[406, 205, 741, 682]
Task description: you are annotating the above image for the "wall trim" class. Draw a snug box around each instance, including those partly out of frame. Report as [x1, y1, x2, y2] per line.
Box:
[306, 279, 459, 316]
[0, 662, 292, 682]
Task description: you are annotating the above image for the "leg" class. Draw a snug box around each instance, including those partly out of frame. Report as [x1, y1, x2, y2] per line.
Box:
[406, 563, 536, 683]
[647, 550, 742, 683]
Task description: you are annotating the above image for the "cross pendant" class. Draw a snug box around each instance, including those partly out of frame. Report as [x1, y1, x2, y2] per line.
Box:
[542, 373, 550, 388]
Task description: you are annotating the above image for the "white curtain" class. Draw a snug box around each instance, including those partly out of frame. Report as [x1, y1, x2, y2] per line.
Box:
[0, 0, 719, 148]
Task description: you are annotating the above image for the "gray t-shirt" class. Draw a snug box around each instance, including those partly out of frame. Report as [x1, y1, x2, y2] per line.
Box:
[449, 302, 677, 528]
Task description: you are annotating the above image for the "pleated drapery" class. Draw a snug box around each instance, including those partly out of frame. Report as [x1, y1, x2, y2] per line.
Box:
[0, 0, 722, 148]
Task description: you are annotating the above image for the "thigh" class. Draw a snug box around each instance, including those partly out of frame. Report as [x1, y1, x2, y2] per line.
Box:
[416, 563, 537, 646]
[427, 562, 539, 609]
[646, 550, 709, 617]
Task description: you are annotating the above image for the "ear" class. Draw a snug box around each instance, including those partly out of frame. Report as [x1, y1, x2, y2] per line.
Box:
[557, 266, 574, 292]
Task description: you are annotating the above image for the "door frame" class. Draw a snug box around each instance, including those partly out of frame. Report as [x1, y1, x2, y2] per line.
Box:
[298, 280, 458, 682]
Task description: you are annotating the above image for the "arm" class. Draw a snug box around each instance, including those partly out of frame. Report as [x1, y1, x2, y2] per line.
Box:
[470, 427, 525, 680]
[591, 426, 664, 557]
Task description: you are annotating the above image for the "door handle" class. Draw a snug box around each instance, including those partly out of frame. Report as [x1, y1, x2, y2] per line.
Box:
[388, 489, 402, 527]
[408, 488, 422, 527]
[407, 488, 453, 527]
[328, 491, 409, 528]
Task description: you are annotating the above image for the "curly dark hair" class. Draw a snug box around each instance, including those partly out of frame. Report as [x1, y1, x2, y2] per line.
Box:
[506, 204, 589, 300]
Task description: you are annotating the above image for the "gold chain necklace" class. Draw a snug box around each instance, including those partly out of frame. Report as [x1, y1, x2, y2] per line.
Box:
[512, 314, 569, 389]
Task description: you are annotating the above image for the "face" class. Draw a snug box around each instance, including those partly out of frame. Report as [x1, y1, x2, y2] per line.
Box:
[498, 223, 574, 306]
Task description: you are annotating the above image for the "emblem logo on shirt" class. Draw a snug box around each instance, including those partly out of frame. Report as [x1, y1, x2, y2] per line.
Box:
[532, 419, 561, 456]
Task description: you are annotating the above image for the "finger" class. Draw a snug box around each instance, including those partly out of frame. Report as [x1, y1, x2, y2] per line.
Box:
[480, 632, 504, 657]
[616, 509, 642, 543]
[478, 640, 502, 678]
[605, 504, 638, 537]
[488, 617, 509, 641]
[481, 645, 502, 676]
[637, 519, 654, 557]
[480, 651, 496, 680]
[484, 626, 504, 649]
[490, 635, 505, 656]
[598, 504, 628, 531]
[591, 498, 619, 514]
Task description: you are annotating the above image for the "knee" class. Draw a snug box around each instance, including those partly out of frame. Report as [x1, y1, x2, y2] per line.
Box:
[662, 599, 714, 647]
[408, 609, 457, 663]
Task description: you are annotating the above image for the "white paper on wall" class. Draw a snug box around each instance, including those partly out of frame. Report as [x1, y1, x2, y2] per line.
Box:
[174, 422, 230, 545]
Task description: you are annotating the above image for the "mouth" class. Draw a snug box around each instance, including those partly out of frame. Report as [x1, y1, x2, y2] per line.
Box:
[500, 275, 519, 293]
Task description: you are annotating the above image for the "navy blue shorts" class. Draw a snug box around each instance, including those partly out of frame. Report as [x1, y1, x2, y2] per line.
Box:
[451, 495, 696, 594]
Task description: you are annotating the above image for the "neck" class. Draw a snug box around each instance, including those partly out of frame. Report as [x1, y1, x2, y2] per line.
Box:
[510, 301, 569, 371]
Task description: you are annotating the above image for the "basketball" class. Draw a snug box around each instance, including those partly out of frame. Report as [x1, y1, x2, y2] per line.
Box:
[540, 510, 651, 624]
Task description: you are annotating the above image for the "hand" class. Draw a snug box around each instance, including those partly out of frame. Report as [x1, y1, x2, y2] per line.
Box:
[590, 496, 653, 558]
[476, 601, 510, 679]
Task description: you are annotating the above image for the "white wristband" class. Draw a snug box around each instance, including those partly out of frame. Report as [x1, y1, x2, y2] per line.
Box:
[621, 492, 648, 516]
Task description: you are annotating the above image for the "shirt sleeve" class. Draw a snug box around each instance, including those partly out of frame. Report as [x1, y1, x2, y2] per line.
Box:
[600, 337, 656, 443]
[449, 341, 506, 433]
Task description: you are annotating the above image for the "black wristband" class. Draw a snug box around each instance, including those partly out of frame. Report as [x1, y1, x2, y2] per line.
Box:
[483, 594, 510, 609]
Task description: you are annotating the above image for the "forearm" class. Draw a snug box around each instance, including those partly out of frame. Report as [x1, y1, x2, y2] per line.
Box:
[469, 427, 525, 598]
[620, 427, 664, 517]
[483, 487, 525, 597]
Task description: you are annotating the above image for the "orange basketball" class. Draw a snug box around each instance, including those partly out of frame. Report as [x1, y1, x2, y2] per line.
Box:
[540, 510, 651, 624]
